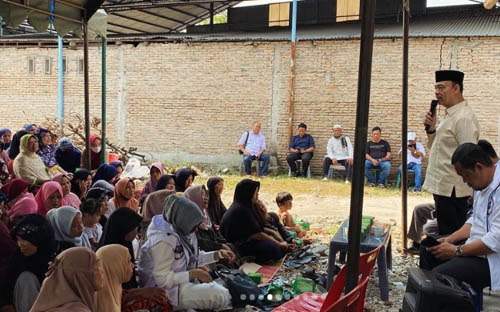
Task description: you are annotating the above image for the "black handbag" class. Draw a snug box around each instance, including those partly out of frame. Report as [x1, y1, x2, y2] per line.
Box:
[217, 267, 262, 308]
[238, 131, 250, 154]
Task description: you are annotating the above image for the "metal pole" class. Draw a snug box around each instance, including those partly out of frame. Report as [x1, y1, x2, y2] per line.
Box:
[101, 38, 107, 164]
[58, 36, 64, 131]
[288, 0, 298, 142]
[346, 0, 376, 293]
[401, 0, 410, 253]
[83, 19, 91, 170]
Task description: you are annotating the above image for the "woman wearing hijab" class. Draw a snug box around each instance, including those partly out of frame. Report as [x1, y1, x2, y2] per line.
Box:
[36, 128, 57, 170]
[155, 174, 176, 191]
[86, 187, 111, 228]
[7, 130, 28, 175]
[0, 128, 12, 151]
[106, 178, 139, 217]
[220, 179, 287, 263]
[7, 192, 38, 227]
[142, 162, 164, 197]
[13, 134, 51, 187]
[81, 134, 103, 170]
[98, 207, 142, 289]
[109, 161, 123, 179]
[96, 244, 170, 312]
[52, 174, 81, 209]
[92, 164, 118, 186]
[47, 206, 84, 255]
[71, 169, 92, 201]
[184, 185, 228, 252]
[34, 181, 64, 215]
[0, 214, 55, 312]
[142, 189, 175, 222]
[30, 247, 103, 312]
[139, 195, 234, 311]
[206, 176, 227, 227]
[174, 168, 197, 193]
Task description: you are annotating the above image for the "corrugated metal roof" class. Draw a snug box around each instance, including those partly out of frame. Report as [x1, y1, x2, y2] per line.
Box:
[102, 0, 238, 34]
[104, 5, 500, 41]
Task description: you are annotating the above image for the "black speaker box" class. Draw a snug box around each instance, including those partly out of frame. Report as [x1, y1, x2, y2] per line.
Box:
[402, 267, 476, 312]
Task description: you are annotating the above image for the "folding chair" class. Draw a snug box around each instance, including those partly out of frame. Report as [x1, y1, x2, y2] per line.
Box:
[272, 245, 381, 312]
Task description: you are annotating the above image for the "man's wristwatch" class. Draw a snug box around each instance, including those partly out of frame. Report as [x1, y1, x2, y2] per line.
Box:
[218, 250, 224, 260]
[455, 245, 463, 256]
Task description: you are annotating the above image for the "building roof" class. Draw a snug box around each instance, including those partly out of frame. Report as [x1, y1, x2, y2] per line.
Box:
[96, 5, 500, 42]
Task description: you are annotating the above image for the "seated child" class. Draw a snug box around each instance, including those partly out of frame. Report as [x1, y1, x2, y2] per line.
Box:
[80, 198, 103, 250]
[276, 192, 307, 238]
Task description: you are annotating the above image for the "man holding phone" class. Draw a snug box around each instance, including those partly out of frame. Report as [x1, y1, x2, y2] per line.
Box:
[420, 143, 500, 293]
[423, 70, 479, 235]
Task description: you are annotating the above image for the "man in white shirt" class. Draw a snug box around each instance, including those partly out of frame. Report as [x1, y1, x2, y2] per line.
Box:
[420, 143, 500, 292]
[322, 124, 353, 183]
[398, 132, 426, 192]
[423, 70, 479, 235]
[237, 121, 270, 176]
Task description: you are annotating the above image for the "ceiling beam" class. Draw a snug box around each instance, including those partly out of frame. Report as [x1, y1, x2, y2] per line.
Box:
[103, 0, 241, 11]
[137, 8, 186, 25]
[111, 11, 175, 31]
[164, 6, 201, 19]
[108, 21, 146, 33]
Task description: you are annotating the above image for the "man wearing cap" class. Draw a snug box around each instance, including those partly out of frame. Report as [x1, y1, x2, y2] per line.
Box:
[398, 132, 425, 192]
[55, 137, 82, 173]
[423, 70, 479, 235]
[322, 124, 353, 183]
[287, 123, 316, 177]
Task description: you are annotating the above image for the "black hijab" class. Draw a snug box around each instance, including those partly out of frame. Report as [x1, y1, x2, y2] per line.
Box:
[174, 168, 197, 192]
[8, 130, 28, 159]
[71, 169, 91, 198]
[207, 177, 227, 226]
[0, 214, 55, 306]
[98, 207, 142, 289]
[156, 174, 175, 191]
[233, 178, 260, 204]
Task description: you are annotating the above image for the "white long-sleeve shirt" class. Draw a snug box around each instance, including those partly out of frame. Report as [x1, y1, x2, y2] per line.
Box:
[325, 135, 353, 160]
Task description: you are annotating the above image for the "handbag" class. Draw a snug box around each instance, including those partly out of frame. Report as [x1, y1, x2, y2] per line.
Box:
[217, 266, 262, 308]
[238, 131, 250, 155]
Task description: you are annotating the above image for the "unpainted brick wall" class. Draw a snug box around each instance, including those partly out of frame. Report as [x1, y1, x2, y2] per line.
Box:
[0, 37, 498, 179]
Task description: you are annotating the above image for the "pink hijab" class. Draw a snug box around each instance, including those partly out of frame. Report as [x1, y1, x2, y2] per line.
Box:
[35, 181, 66, 215]
[142, 162, 164, 196]
[7, 192, 38, 221]
[52, 174, 81, 209]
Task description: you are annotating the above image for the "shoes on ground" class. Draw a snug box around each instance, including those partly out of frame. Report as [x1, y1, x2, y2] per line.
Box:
[345, 180, 351, 185]
[413, 189, 421, 193]
[322, 177, 328, 181]
[368, 183, 376, 187]
[378, 184, 385, 188]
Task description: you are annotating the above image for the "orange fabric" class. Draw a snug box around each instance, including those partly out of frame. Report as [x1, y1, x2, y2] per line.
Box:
[113, 178, 139, 212]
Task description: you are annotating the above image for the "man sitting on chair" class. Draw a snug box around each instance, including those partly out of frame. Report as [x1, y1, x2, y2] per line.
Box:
[322, 124, 353, 183]
[420, 142, 500, 293]
[238, 121, 270, 176]
[365, 126, 391, 187]
[398, 131, 425, 192]
[286, 123, 315, 177]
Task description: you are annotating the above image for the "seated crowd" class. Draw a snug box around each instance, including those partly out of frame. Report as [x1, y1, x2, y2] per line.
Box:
[0, 123, 310, 312]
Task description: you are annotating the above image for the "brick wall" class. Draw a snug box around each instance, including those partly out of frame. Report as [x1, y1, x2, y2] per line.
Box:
[0, 36, 498, 179]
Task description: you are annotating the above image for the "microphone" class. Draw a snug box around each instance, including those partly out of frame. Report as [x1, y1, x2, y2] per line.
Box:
[425, 100, 439, 131]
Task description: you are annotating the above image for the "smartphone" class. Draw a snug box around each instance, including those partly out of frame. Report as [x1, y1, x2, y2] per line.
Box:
[421, 235, 440, 247]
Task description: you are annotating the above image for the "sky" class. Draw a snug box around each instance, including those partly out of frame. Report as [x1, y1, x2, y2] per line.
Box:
[235, 0, 477, 7]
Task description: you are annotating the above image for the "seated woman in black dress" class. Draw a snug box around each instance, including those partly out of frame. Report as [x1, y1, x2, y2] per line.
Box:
[220, 179, 287, 263]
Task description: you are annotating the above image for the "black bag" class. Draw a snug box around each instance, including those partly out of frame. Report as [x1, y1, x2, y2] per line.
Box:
[402, 267, 476, 312]
[238, 131, 250, 155]
[217, 267, 262, 308]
